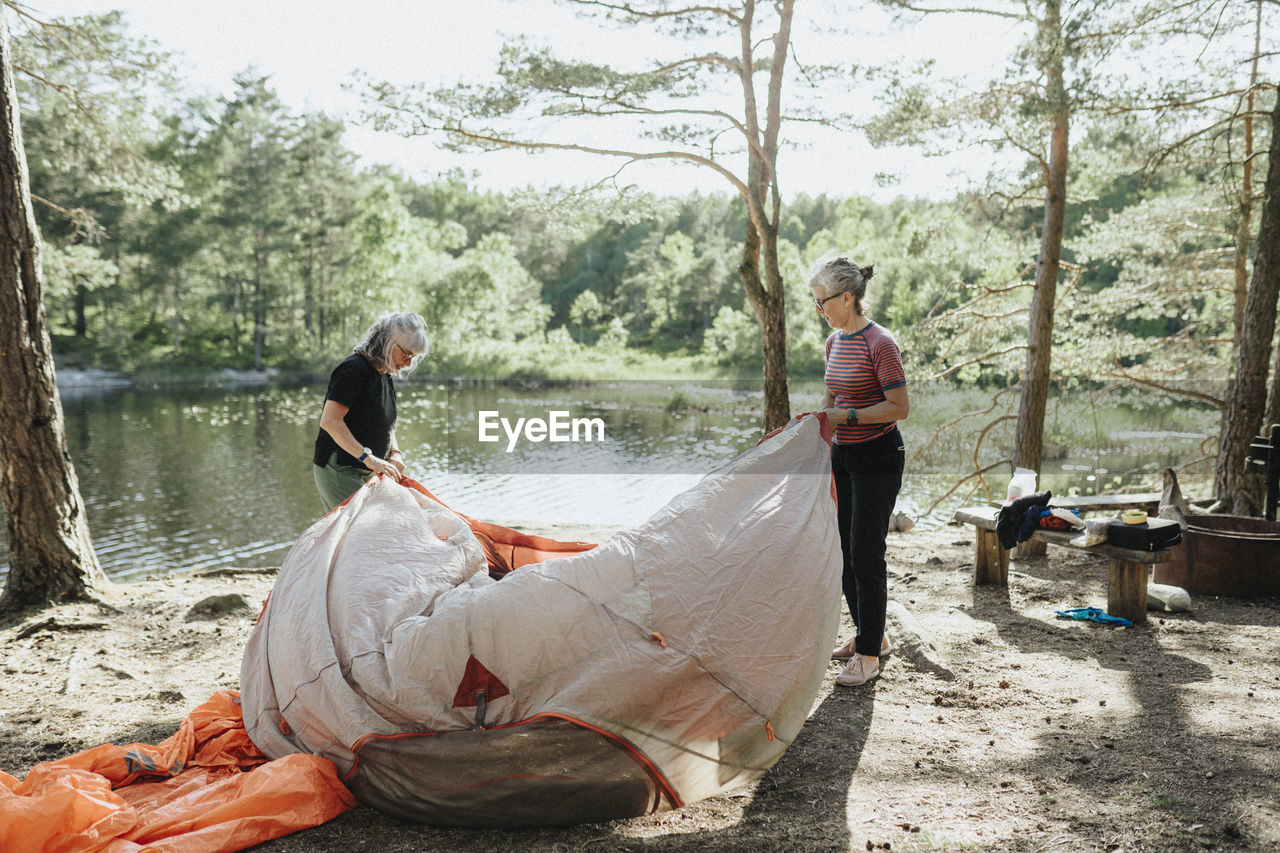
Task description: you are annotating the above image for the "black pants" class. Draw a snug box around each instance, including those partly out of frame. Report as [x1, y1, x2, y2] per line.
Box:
[831, 428, 905, 658]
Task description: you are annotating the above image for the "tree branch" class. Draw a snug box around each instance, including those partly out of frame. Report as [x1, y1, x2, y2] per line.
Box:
[435, 122, 751, 197]
[876, 0, 1024, 19]
[925, 456, 1011, 516]
[565, 0, 741, 24]
[1104, 364, 1225, 409]
[651, 53, 740, 75]
[932, 344, 1027, 379]
[30, 194, 106, 240]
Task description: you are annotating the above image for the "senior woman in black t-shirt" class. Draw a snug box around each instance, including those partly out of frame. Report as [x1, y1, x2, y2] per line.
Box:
[312, 311, 428, 511]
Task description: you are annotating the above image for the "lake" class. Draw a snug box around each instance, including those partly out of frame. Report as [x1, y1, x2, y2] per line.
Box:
[0, 379, 1217, 583]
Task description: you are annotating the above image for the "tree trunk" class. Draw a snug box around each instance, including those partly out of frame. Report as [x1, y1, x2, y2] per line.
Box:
[170, 265, 182, 350]
[1214, 93, 1280, 515]
[0, 13, 103, 610]
[253, 246, 265, 369]
[73, 276, 87, 337]
[1267, 335, 1280, 437]
[254, 308, 266, 369]
[1233, 1, 1262, 345]
[738, 184, 790, 432]
[760, 234, 788, 432]
[1014, 0, 1068, 558]
[305, 232, 315, 333]
[225, 273, 242, 358]
[754, 220, 789, 432]
[733, 0, 790, 433]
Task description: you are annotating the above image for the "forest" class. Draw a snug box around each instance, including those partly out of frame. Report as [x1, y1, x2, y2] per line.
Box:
[14, 6, 1272, 398]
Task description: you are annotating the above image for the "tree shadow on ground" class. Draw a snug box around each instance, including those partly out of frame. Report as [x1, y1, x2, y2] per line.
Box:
[963, 564, 1279, 850]
[623, 681, 878, 852]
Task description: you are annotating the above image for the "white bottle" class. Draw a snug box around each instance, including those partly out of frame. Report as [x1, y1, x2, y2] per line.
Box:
[1007, 467, 1038, 501]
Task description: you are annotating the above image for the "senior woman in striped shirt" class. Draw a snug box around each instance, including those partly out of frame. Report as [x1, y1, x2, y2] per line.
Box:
[811, 257, 910, 687]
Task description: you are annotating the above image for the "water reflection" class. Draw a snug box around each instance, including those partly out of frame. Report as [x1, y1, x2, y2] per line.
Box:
[0, 381, 1214, 584]
[0, 382, 770, 583]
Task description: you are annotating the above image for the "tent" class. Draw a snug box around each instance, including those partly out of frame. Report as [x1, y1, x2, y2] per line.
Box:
[240, 412, 842, 826]
[0, 413, 840, 849]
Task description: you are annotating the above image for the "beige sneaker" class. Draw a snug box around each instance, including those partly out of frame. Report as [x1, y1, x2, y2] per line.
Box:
[835, 656, 880, 687]
[831, 636, 858, 660]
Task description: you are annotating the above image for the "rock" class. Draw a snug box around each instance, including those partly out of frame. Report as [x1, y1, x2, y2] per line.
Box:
[146, 689, 187, 704]
[53, 367, 133, 389]
[217, 368, 278, 385]
[185, 593, 251, 621]
[886, 599, 955, 681]
[889, 512, 916, 533]
[1147, 583, 1192, 613]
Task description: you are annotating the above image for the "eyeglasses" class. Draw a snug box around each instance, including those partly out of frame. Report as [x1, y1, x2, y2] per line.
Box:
[812, 292, 843, 311]
[393, 343, 416, 363]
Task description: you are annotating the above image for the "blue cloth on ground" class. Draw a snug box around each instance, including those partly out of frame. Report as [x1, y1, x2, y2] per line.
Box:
[1054, 606, 1133, 627]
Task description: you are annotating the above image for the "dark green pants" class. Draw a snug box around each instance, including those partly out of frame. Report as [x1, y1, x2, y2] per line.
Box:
[313, 453, 372, 512]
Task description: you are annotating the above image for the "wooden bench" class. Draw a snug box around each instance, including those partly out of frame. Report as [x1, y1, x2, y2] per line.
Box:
[953, 505, 1177, 625]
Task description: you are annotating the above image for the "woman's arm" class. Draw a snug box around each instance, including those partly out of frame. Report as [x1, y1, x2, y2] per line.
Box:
[853, 385, 909, 424]
[319, 400, 401, 480]
[821, 385, 909, 426]
[386, 430, 405, 475]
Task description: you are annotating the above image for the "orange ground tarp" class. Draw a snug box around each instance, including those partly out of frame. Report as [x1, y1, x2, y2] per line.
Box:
[0, 690, 356, 852]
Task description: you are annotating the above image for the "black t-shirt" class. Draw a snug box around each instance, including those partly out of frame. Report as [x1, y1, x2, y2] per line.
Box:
[312, 352, 397, 467]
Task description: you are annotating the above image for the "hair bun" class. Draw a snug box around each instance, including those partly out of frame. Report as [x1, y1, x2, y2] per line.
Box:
[859, 264, 875, 281]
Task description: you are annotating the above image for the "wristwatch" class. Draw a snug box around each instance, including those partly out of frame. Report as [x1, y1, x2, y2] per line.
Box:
[847, 408, 858, 425]
[357, 447, 372, 462]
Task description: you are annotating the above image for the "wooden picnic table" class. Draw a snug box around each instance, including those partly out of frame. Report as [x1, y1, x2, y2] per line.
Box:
[953, 505, 1177, 625]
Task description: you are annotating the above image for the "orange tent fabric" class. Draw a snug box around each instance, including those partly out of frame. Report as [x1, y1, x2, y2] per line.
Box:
[403, 478, 598, 576]
[0, 690, 356, 853]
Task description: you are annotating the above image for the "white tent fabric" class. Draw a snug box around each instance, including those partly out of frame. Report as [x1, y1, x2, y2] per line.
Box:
[240, 414, 842, 826]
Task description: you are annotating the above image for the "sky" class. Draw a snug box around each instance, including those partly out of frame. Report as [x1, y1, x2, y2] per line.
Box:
[29, 0, 1022, 202]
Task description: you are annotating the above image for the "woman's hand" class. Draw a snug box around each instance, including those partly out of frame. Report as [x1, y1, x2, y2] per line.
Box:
[820, 406, 854, 425]
[364, 455, 402, 481]
[388, 450, 406, 476]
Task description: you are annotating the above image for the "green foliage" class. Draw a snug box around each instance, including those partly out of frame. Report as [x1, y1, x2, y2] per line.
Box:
[11, 4, 1262, 401]
[702, 306, 760, 367]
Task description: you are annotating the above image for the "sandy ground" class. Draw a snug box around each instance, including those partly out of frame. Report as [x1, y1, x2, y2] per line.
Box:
[2, 520, 1278, 852]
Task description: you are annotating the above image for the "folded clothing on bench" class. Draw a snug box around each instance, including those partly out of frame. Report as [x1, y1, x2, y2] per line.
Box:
[996, 490, 1052, 549]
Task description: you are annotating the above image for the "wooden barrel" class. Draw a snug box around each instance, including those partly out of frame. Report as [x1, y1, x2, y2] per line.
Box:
[1154, 515, 1280, 597]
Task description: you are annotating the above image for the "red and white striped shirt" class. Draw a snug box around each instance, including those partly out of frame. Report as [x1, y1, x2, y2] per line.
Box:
[824, 323, 906, 445]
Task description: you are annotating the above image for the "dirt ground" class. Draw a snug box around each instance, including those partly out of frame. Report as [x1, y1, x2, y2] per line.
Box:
[2, 520, 1277, 852]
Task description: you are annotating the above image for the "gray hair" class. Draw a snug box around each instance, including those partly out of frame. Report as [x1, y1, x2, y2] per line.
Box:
[810, 256, 875, 316]
[354, 311, 429, 374]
